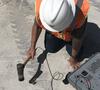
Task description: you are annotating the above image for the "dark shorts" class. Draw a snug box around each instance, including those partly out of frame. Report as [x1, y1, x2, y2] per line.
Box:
[44, 31, 72, 55]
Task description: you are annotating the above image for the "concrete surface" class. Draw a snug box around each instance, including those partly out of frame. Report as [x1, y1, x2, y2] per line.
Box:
[0, 0, 100, 90]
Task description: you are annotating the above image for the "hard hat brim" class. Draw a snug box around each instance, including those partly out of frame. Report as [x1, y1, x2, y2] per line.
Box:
[40, 0, 76, 32]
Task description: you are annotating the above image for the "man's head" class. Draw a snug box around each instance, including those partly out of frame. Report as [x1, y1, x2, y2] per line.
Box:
[39, 0, 76, 32]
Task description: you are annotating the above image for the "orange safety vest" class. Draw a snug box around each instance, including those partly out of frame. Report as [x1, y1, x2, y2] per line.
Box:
[35, 0, 90, 41]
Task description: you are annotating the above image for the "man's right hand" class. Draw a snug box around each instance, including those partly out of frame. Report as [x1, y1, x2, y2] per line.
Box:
[26, 48, 36, 59]
[68, 56, 80, 70]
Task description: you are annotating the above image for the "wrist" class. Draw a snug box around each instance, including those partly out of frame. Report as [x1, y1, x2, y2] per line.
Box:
[31, 44, 35, 49]
[30, 46, 35, 50]
[71, 55, 77, 59]
[71, 48, 78, 59]
[70, 55, 79, 63]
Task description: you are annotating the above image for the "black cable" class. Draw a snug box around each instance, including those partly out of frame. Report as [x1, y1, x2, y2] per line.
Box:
[36, 47, 64, 90]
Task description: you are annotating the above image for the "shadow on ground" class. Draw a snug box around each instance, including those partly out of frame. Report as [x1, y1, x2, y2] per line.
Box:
[79, 22, 100, 59]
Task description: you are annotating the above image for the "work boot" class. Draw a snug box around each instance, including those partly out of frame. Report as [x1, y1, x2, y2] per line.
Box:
[17, 63, 25, 81]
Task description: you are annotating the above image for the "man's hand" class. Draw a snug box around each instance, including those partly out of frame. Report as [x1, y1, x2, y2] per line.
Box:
[68, 56, 80, 70]
[26, 48, 36, 59]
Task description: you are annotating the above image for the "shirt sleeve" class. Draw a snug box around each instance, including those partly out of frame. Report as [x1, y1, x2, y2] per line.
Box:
[75, 0, 90, 28]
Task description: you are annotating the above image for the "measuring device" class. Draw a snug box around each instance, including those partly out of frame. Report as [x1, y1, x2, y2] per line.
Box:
[64, 53, 100, 90]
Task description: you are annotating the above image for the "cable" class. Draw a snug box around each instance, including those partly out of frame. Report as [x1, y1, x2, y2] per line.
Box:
[75, 75, 91, 90]
[79, 75, 91, 90]
[46, 56, 64, 90]
[36, 47, 64, 90]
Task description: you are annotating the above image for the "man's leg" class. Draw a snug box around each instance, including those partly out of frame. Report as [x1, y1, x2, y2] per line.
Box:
[44, 31, 66, 53]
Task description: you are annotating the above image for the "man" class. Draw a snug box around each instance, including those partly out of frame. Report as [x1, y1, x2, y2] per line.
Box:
[17, 0, 90, 81]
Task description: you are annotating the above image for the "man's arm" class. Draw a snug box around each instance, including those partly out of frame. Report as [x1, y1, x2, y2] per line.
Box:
[27, 18, 42, 59]
[31, 18, 42, 49]
[68, 36, 82, 69]
[68, 18, 87, 69]
[71, 38, 82, 59]
[71, 18, 87, 60]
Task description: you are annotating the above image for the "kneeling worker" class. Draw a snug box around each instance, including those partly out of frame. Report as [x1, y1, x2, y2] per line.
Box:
[17, 0, 90, 81]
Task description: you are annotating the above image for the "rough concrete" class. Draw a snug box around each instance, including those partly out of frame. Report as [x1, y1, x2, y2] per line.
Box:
[0, 0, 100, 90]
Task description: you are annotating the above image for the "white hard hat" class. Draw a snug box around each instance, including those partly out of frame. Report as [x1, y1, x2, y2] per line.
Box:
[39, 0, 76, 32]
